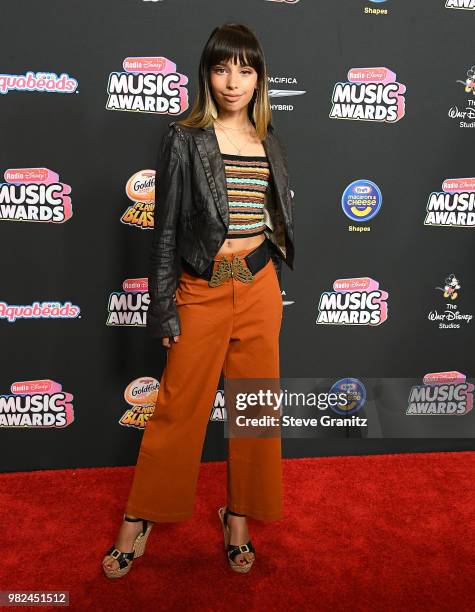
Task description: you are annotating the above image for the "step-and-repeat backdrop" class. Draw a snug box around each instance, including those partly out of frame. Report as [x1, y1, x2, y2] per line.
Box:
[1, 1, 474, 472]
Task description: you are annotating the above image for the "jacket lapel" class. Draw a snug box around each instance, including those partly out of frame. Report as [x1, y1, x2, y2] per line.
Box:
[192, 122, 288, 231]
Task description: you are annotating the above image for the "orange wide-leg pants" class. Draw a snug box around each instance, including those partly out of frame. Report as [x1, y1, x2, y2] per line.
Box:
[125, 241, 284, 523]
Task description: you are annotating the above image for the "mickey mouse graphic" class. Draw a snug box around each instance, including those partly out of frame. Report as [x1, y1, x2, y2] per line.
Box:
[456, 65, 475, 95]
[436, 274, 461, 300]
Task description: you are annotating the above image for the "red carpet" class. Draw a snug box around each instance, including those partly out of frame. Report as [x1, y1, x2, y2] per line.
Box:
[1, 452, 474, 612]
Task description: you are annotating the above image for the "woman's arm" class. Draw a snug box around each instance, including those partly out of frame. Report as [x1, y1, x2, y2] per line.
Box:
[146, 125, 183, 339]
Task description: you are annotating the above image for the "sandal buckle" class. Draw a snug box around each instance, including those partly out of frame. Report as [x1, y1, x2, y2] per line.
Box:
[238, 544, 250, 553]
[110, 548, 121, 559]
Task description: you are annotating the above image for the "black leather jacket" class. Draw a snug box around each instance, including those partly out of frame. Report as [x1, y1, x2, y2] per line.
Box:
[147, 120, 295, 339]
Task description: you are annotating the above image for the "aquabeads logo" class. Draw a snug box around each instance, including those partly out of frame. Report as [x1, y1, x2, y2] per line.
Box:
[0, 168, 72, 223]
[341, 179, 382, 230]
[0, 379, 74, 428]
[451, 64, 475, 128]
[428, 274, 473, 329]
[317, 277, 388, 326]
[330, 67, 406, 123]
[120, 377, 160, 429]
[0, 300, 80, 323]
[106, 56, 189, 114]
[424, 177, 475, 228]
[121, 170, 155, 229]
[445, 0, 475, 10]
[0, 71, 78, 95]
[106, 278, 150, 327]
[407, 371, 474, 415]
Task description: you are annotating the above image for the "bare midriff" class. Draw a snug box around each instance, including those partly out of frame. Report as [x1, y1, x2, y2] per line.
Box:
[216, 233, 266, 257]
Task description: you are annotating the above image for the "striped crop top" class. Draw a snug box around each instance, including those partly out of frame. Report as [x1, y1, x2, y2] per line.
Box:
[221, 153, 270, 238]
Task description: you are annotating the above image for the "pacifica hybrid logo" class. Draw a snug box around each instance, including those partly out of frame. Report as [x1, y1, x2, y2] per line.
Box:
[0, 71, 78, 95]
[424, 177, 475, 228]
[445, 0, 475, 9]
[106, 56, 189, 114]
[0, 300, 80, 323]
[330, 67, 406, 123]
[0, 168, 72, 223]
[317, 277, 388, 326]
[120, 377, 160, 429]
[121, 170, 155, 229]
[0, 379, 74, 428]
[407, 372, 474, 415]
[106, 278, 150, 327]
[341, 179, 382, 231]
[428, 274, 473, 329]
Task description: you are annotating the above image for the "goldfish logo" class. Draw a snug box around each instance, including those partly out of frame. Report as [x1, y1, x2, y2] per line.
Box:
[121, 170, 155, 229]
[119, 377, 160, 429]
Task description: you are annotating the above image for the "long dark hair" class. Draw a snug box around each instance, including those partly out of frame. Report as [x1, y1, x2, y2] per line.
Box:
[177, 23, 272, 141]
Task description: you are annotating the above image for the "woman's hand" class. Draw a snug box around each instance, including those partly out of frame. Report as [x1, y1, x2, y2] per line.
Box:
[161, 335, 180, 348]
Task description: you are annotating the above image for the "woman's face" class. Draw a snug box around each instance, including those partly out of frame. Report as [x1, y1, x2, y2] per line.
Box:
[209, 58, 258, 113]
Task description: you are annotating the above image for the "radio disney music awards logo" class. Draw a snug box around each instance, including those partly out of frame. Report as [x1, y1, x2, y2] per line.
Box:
[330, 67, 406, 123]
[0, 379, 74, 428]
[0, 299, 80, 324]
[341, 179, 382, 231]
[0, 71, 78, 95]
[119, 377, 160, 429]
[428, 274, 473, 329]
[121, 169, 155, 229]
[0, 168, 72, 223]
[317, 277, 388, 326]
[106, 278, 150, 327]
[329, 378, 366, 416]
[407, 372, 474, 416]
[451, 64, 475, 128]
[446, 0, 475, 10]
[106, 56, 189, 114]
[424, 177, 475, 228]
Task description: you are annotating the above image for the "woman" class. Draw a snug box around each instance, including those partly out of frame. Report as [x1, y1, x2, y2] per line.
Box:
[102, 22, 294, 577]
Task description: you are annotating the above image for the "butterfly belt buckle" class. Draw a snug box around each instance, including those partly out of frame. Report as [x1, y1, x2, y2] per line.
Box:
[208, 255, 255, 287]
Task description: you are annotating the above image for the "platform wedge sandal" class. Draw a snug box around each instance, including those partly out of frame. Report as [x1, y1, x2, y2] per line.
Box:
[102, 514, 153, 579]
[218, 506, 256, 574]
